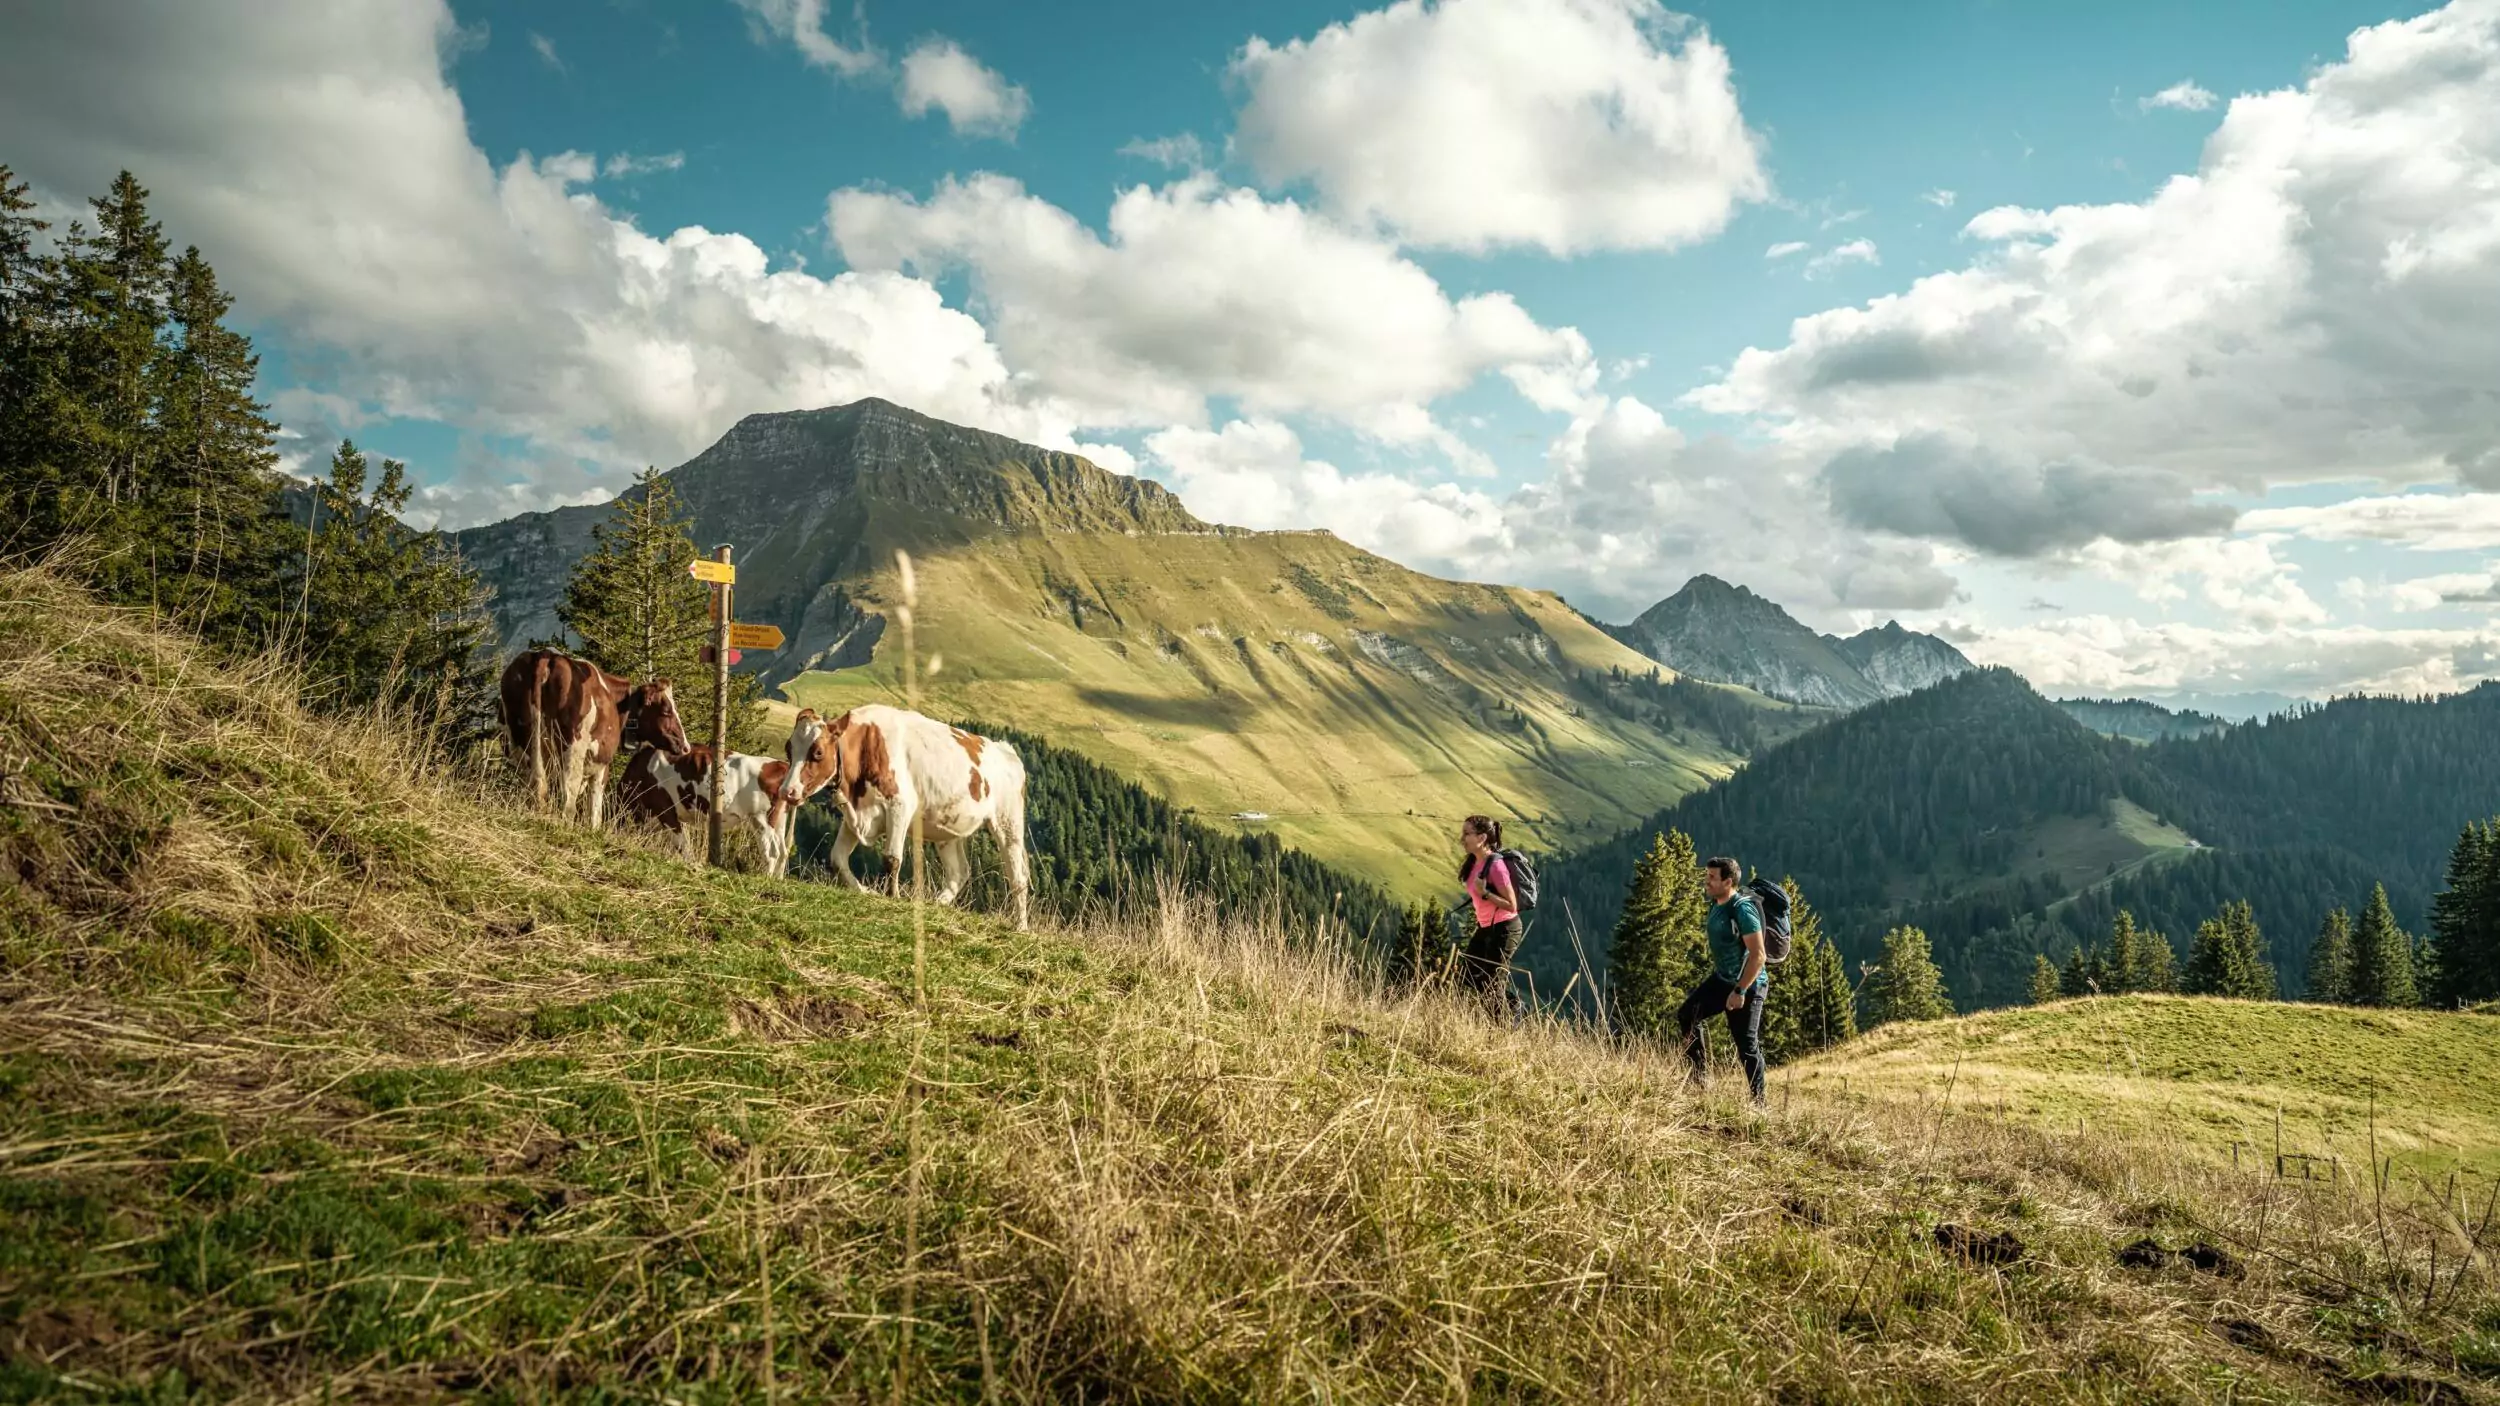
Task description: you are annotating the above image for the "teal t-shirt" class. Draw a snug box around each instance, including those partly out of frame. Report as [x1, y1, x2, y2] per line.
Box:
[1706, 893, 1767, 987]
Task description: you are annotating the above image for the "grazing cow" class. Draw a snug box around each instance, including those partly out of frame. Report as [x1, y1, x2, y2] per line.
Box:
[497, 650, 691, 827]
[806, 705, 1031, 931]
[768, 707, 845, 833]
[618, 744, 800, 877]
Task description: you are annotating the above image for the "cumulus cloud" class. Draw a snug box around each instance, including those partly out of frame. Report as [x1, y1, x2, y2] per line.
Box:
[0, 0, 1100, 528]
[1966, 616, 2500, 698]
[1821, 433, 2236, 557]
[1229, 0, 1770, 255]
[1688, 0, 2500, 568]
[1802, 238, 1878, 279]
[2139, 80, 2218, 113]
[2241, 492, 2500, 552]
[2347, 566, 2500, 611]
[1145, 420, 1510, 566]
[733, 0, 880, 77]
[828, 172, 1594, 444]
[898, 37, 1030, 139]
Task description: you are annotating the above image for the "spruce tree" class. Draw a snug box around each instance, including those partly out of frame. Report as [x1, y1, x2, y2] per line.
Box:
[147, 246, 286, 641]
[2135, 928, 2178, 993]
[2347, 883, 2419, 1008]
[292, 439, 498, 742]
[2058, 944, 2093, 998]
[556, 467, 764, 751]
[1762, 883, 1854, 1062]
[1388, 902, 1443, 991]
[2183, 900, 2275, 999]
[1862, 925, 1952, 1026]
[2429, 818, 2500, 1008]
[2028, 953, 2061, 1005]
[1605, 829, 1708, 1042]
[2305, 907, 2354, 1004]
[2105, 911, 2142, 993]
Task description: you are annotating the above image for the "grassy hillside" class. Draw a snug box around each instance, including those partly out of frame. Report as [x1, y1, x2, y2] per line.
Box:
[778, 523, 1804, 897]
[1792, 996, 2500, 1180]
[9, 571, 2500, 1401]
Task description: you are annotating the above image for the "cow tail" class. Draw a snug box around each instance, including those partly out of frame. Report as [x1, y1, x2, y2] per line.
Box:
[527, 654, 551, 807]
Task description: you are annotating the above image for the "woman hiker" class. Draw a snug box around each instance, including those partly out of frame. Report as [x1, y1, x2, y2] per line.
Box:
[1457, 815, 1522, 1018]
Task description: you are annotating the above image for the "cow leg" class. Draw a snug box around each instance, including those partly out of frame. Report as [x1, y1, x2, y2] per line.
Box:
[997, 807, 1032, 933]
[754, 813, 786, 879]
[884, 797, 920, 898]
[934, 838, 970, 907]
[829, 812, 871, 892]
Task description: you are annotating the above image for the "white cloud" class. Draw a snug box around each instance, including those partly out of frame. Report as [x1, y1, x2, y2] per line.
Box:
[1229, 0, 1769, 255]
[1765, 240, 1808, 259]
[1145, 419, 1510, 566]
[897, 37, 1030, 140]
[1689, 1, 2500, 541]
[2241, 492, 2500, 552]
[0, 0, 1098, 528]
[2345, 565, 2500, 611]
[2069, 536, 2327, 628]
[1921, 188, 1956, 208]
[1965, 616, 2500, 698]
[1120, 134, 1207, 169]
[601, 151, 685, 179]
[733, 0, 880, 78]
[529, 31, 564, 74]
[1802, 237, 1878, 279]
[828, 172, 1594, 444]
[2139, 80, 2218, 113]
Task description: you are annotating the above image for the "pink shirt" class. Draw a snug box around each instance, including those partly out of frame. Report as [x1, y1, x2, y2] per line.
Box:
[1466, 855, 1518, 927]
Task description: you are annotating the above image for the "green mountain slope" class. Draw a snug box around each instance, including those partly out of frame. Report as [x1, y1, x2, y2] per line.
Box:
[459, 399, 1810, 896]
[2058, 695, 2234, 742]
[1793, 995, 2500, 1179]
[8, 570, 2491, 1403]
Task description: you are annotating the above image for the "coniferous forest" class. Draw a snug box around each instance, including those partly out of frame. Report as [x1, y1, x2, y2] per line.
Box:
[1529, 666, 2500, 1016]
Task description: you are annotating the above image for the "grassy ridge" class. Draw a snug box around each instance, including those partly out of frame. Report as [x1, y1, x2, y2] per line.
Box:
[3, 568, 2498, 1402]
[1792, 996, 2500, 1180]
[778, 527, 1794, 898]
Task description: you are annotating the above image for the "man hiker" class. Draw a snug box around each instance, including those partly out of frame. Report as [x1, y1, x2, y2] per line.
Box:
[1679, 855, 1768, 1104]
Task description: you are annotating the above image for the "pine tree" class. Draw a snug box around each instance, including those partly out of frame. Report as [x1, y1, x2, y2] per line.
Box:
[2429, 818, 2500, 1009]
[2058, 944, 2093, 997]
[146, 246, 286, 641]
[1388, 902, 1444, 991]
[2183, 900, 2276, 999]
[2135, 927, 2178, 993]
[1762, 883, 1854, 1062]
[2105, 911, 2143, 992]
[1605, 830, 1708, 1042]
[1862, 925, 1952, 1026]
[556, 467, 765, 751]
[292, 439, 498, 741]
[2347, 883, 2419, 1008]
[2305, 907, 2354, 1004]
[2027, 953, 2061, 1005]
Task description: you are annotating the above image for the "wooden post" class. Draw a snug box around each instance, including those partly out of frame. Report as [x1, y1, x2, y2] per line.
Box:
[707, 543, 732, 868]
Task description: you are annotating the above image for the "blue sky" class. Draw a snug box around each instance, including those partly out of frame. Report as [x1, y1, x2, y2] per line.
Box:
[8, 0, 2500, 704]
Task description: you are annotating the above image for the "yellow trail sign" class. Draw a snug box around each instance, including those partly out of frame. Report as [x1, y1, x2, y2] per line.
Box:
[726, 622, 784, 650]
[687, 558, 736, 585]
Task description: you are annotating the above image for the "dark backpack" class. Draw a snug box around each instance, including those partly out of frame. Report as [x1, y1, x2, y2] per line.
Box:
[1494, 848, 1538, 913]
[1745, 877, 1793, 964]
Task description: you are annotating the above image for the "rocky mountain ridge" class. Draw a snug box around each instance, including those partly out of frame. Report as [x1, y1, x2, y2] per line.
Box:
[1602, 574, 1974, 708]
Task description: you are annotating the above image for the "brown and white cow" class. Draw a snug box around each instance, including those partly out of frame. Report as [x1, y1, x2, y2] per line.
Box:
[789, 705, 1031, 930]
[619, 744, 798, 876]
[497, 649, 691, 827]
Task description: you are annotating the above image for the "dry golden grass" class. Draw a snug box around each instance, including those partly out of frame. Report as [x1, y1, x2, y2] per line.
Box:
[1, 562, 2496, 1403]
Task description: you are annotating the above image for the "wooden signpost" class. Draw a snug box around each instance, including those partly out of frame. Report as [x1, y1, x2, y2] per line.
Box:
[689, 548, 784, 868]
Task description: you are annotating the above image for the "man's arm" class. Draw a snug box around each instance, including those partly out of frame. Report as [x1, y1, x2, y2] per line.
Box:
[1726, 915, 1766, 1009]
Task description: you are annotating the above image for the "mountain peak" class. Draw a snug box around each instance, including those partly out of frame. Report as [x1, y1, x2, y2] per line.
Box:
[1606, 582, 1974, 709]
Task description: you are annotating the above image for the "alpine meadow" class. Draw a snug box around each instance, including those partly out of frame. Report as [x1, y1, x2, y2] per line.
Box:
[10, 0, 2500, 1401]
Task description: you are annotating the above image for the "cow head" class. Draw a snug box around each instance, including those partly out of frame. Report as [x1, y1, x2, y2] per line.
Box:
[624, 678, 693, 753]
[769, 707, 837, 826]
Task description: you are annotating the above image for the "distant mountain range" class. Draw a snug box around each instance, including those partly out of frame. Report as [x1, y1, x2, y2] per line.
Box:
[1598, 574, 1974, 708]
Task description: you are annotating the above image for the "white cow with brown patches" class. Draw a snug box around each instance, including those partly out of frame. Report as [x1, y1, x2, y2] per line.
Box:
[780, 705, 1031, 930]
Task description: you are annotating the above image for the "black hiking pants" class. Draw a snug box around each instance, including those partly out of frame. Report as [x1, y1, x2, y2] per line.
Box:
[1458, 917, 1522, 1019]
[1677, 974, 1767, 1103]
